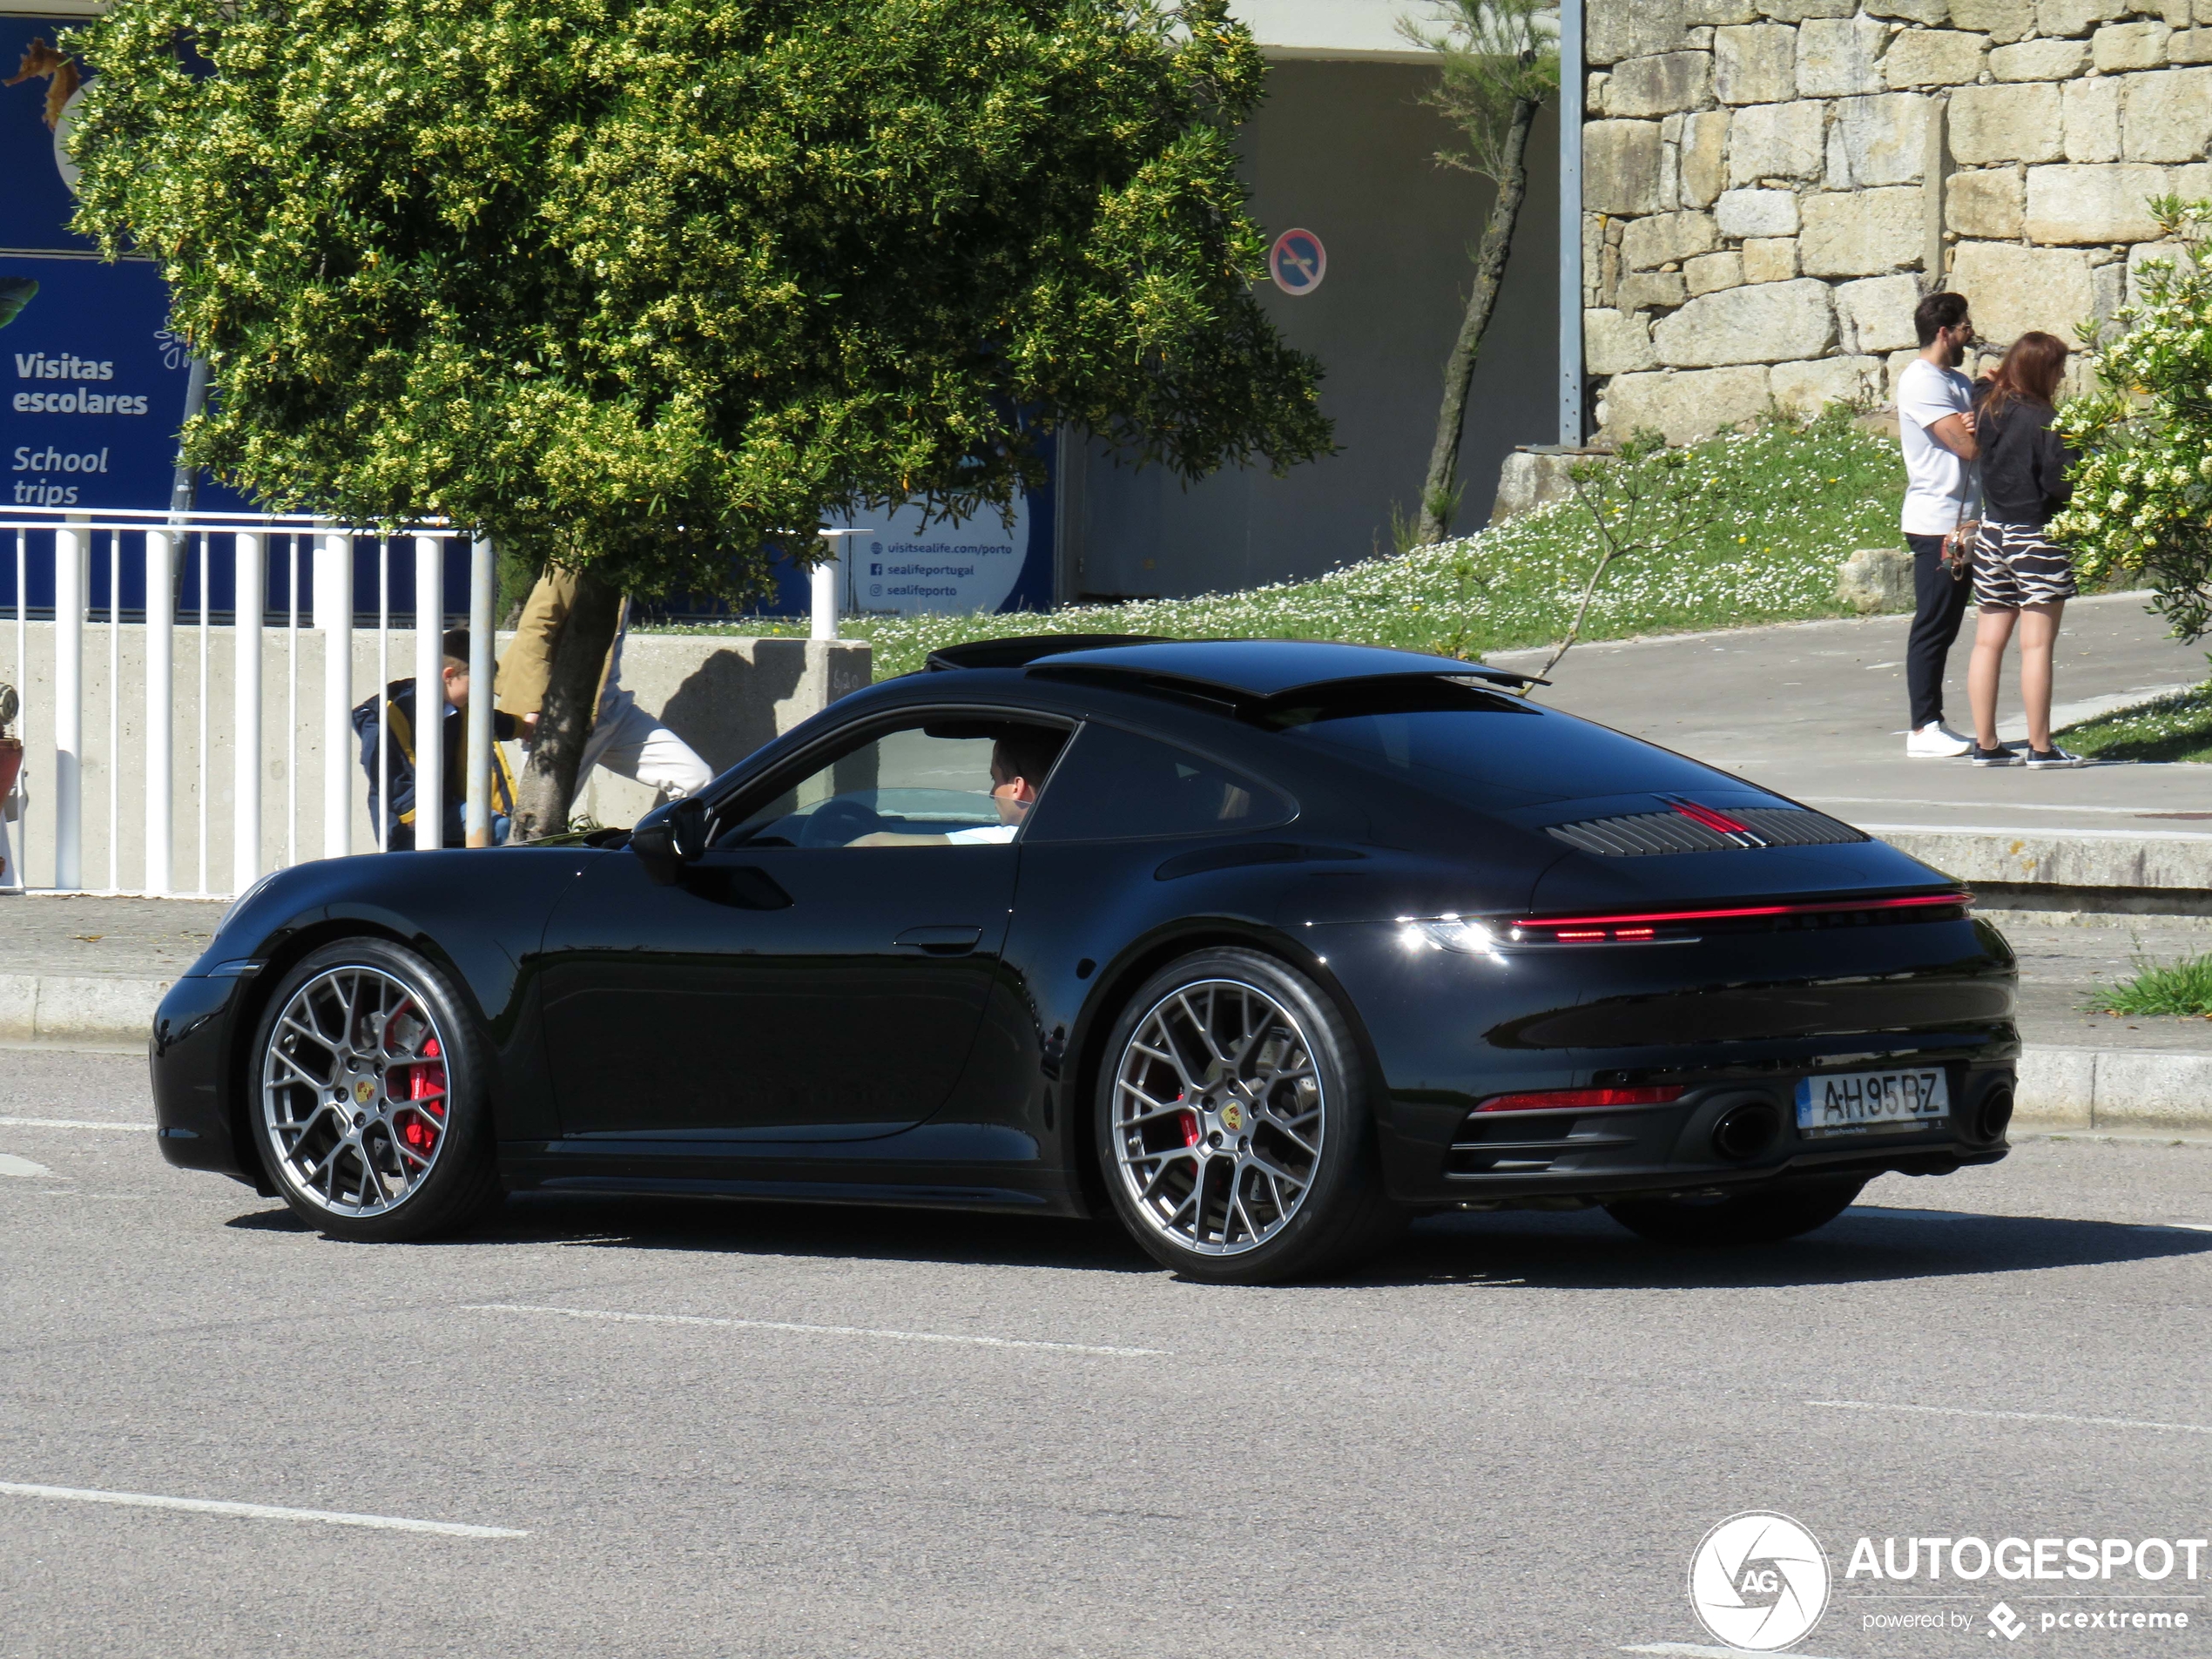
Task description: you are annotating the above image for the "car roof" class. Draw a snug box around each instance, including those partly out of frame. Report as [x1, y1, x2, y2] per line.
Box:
[925, 636, 1541, 696]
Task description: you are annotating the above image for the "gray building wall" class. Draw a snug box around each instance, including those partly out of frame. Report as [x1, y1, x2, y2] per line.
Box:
[1062, 58, 1561, 600]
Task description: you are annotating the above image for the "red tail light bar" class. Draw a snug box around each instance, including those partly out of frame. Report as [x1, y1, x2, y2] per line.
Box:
[1511, 890, 1972, 942]
[1476, 1085, 1685, 1112]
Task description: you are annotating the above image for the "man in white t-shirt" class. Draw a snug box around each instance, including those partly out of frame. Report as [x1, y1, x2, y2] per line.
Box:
[1896, 290, 1982, 758]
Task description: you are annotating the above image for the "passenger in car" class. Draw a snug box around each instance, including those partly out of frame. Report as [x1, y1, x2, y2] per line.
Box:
[853, 730, 1063, 846]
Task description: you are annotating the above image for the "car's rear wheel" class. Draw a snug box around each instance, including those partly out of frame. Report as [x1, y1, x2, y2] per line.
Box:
[1096, 948, 1402, 1284]
[249, 938, 502, 1242]
[1603, 1177, 1865, 1246]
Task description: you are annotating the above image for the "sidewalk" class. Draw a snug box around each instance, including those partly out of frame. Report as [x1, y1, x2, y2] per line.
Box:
[1, 893, 222, 1049]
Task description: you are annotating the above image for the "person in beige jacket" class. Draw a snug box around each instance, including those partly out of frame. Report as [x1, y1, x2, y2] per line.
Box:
[495, 570, 714, 802]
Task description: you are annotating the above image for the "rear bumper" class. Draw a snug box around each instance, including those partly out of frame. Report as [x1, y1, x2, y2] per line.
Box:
[1311, 915, 2020, 1206]
[1383, 1065, 2013, 1208]
[151, 972, 263, 1187]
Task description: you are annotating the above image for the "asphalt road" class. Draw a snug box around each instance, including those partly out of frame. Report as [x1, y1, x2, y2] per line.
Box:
[5, 1050, 2212, 1658]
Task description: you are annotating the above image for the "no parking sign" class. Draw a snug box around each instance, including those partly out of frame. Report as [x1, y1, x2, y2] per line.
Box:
[1269, 228, 1326, 295]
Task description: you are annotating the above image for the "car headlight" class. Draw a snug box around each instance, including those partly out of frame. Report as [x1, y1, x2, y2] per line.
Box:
[218, 870, 280, 935]
[1396, 915, 1499, 954]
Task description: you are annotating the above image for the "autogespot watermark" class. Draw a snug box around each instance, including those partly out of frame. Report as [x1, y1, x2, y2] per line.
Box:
[1690, 1513, 1832, 1651]
[1688, 1516, 2209, 1649]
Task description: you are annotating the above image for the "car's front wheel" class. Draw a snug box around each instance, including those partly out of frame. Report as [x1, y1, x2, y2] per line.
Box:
[1604, 1177, 1865, 1246]
[249, 937, 502, 1242]
[1096, 948, 1402, 1284]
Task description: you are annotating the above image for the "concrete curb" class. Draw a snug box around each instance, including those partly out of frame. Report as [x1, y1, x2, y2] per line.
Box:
[0, 973, 169, 1052]
[2013, 1046, 2212, 1132]
[1871, 826, 2212, 895]
[4, 970, 2207, 1130]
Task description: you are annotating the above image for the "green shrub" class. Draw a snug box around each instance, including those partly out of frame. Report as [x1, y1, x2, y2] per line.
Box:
[2091, 953, 2212, 1018]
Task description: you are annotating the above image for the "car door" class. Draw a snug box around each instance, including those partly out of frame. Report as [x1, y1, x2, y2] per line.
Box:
[538, 711, 1072, 1142]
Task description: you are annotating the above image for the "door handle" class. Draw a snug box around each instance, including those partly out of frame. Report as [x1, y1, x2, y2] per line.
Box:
[894, 925, 984, 954]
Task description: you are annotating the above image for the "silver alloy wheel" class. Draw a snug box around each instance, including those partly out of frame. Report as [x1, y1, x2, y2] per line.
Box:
[261, 965, 452, 1217]
[1109, 978, 1325, 1257]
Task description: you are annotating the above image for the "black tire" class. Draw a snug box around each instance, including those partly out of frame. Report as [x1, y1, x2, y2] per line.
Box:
[1604, 1177, 1866, 1247]
[1094, 947, 1403, 1284]
[246, 937, 502, 1242]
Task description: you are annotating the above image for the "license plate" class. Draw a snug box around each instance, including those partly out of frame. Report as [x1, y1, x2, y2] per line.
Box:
[1795, 1068, 1950, 1136]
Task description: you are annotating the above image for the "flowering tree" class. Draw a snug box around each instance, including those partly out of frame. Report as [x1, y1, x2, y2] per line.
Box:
[2053, 197, 2212, 643]
[69, 0, 1329, 833]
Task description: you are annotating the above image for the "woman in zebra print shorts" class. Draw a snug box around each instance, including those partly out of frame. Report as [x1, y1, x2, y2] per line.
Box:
[1966, 332, 2083, 768]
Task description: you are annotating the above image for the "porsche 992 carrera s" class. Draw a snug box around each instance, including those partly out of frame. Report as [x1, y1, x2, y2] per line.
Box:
[151, 637, 2016, 1282]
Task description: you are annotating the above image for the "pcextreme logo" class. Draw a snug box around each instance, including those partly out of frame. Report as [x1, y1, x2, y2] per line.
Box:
[1689, 1511, 1832, 1652]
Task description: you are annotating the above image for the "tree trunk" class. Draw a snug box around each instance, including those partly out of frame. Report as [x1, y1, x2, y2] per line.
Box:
[512, 569, 623, 841]
[1415, 96, 1541, 547]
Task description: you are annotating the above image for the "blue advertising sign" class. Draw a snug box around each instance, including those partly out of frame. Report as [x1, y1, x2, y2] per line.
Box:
[3, 253, 192, 513]
[1, 16, 93, 255]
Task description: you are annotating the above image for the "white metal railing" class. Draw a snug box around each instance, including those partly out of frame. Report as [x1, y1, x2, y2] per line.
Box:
[0, 506, 496, 900]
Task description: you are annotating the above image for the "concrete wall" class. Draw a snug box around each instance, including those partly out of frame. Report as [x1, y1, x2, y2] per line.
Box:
[1063, 59, 1562, 598]
[0, 625, 867, 894]
[1581, 0, 2212, 444]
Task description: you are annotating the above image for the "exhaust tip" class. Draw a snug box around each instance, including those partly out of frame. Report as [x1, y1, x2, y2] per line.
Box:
[1975, 1084, 2014, 1143]
[1712, 1101, 1781, 1161]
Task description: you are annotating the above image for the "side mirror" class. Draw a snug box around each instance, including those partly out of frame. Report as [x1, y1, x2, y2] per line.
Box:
[631, 796, 709, 887]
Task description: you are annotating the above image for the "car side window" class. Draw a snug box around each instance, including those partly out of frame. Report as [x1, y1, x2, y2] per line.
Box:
[717, 717, 1071, 849]
[1022, 722, 1293, 843]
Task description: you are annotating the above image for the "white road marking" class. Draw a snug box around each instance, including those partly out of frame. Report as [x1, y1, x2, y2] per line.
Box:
[1625, 1645, 1843, 1659]
[1808, 1399, 2212, 1436]
[0, 1154, 54, 1177]
[0, 1481, 527, 1538]
[468, 1302, 1170, 1359]
[0, 1116, 154, 1131]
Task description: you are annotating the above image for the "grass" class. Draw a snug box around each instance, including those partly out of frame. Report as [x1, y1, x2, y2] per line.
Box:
[2058, 681, 2212, 765]
[2088, 952, 2212, 1017]
[640, 406, 1907, 678]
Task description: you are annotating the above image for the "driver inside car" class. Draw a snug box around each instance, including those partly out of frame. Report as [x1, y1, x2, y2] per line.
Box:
[852, 731, 1062, 846]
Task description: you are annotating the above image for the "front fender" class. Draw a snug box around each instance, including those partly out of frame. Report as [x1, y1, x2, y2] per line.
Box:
[182, 847, 595, 1154]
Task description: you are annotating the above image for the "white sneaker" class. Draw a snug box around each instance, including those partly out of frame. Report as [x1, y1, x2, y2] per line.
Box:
[1905, 722, 1973, 759]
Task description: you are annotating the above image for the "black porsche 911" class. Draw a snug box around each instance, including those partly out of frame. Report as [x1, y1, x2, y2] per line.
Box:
[151, 636, 2015, 1283]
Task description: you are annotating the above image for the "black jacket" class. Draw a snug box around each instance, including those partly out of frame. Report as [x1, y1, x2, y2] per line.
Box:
[351, 681, 516, 850]
[1973, 387, 2076, 527]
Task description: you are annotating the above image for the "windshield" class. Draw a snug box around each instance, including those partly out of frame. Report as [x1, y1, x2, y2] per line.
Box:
[1264, 681, 1729, 807]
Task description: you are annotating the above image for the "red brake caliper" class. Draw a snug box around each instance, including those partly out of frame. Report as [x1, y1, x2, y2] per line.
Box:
[400, 1035, 446, 1155]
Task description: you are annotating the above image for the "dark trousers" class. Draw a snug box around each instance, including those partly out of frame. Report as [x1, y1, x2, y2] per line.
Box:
[1905, 531, 1971, 731]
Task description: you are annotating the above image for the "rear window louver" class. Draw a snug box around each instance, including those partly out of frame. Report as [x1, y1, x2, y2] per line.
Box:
[1548, 804, 1867, 856]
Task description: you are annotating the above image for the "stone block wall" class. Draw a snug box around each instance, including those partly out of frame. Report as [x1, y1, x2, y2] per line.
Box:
[1583, 0, 2212, 442]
